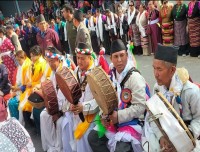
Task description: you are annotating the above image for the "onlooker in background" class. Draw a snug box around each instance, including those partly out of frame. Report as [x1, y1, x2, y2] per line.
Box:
[118, 9, 128, 46]
[6, 24, 22, 52]
[50, 18, 59, 34]
[62, 4, 77, 64]
[21, 19, 27, 31]
[56, 16, 69, 54]
[0, 27, 17, 86]
[87, 10, 99, 54]
[127, 1, 142, 55]
[187, 0, 200, 58]
[73, 9, 93, 53]
[136, 3, 151, 56]
[32, 0, 40, 16]
[36, 14, 61, 56]
[172, 0, 188, 57]
[160, 0, 174, 46]
[147, 0, 162, 54]
[0, 58, 11, 97]
[25, 20, 39, 57]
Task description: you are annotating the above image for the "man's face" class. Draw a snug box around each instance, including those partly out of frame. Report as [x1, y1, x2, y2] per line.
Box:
[38, 21, 47, 32]
[62, 9, 71, 21]
[77, 54, 91, 71]
[153, 59, 176, 87]
[56, 18, 60, 23]
[16, 56, 24, 66]
[6, 29, 13, 37]
[27, 23, 31, 28]
[111, 50, 128, 74]
[46, 57, 59, 71]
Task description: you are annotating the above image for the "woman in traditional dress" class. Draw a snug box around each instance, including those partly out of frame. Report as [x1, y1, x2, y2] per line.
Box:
[136, 3, 151, 56]
[172, 0, 188, 56]
[0, 27, 17, 85]
[187, 0, 200, 58]
[19, 45, 47, 129]
[8, 51, 32, 120]
[160, 0, 174, 46]
[127, 1, 142, 55]
[147, 0, 162, 54]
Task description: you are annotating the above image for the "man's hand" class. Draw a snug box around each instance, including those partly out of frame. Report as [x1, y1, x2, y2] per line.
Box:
[159, 136, 173, 152]
[109, 111, 118, 124]
[101, 114, 110, 128]
[70, 103, 83, 115]
[26, 83, 32, 88]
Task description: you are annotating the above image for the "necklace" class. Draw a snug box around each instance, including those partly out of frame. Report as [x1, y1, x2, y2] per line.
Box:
[162, 5, 169, 18]
[188, 1, 195, 17]
[176, 4, 183, 19]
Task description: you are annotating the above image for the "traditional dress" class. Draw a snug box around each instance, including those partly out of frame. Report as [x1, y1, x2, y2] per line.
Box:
[160, 4, 174, 46]
[136, 10, 151, 55]
[0, 36, 17, 85]
[19, 56, 46, 125]
[88, 16, 99, 54]
[187, 1, 200, 57]
[62, 61, 98, 152]
[147, 9, 162, 53]
[96, 14, 111, 54]
[128, 7, 142, 55]
[8, 57, 31, 120]
[0, 118, 35, 152]
[118, 14, 128, 47]
[106, 12, 118, 41]
[40, 54, 73, 152]
[172, 3, 189, 56]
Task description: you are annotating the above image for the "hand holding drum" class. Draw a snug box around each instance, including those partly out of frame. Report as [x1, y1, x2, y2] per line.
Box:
[55, 67, 85, 122]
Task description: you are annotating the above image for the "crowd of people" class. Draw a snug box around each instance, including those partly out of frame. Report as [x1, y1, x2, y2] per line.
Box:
[0, 0, 200, 152]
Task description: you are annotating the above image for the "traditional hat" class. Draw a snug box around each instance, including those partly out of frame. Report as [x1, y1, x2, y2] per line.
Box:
[110, 39, 126, 54]
[155, 44, 178, 64]
[75, 42, 93, 55]
[37, 14, 45, 23]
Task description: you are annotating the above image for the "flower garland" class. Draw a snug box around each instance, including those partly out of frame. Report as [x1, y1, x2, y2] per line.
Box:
[188, 1, 195, 17]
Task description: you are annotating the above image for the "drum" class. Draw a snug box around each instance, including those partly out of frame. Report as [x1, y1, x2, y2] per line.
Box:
[55, 66, 84, 122]
[41, 80, 59, 116]
[28, 90, 44, 109]
[55, 67, 82, 104]
[87, 66, 118, 115]
[146, 92, 195, 152]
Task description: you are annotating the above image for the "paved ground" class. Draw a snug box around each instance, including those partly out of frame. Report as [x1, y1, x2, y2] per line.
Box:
[31, 55, 200, 152]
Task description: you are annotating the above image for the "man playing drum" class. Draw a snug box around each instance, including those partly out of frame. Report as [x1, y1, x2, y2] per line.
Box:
[145, 44, 200, 151]
[40, 46, 70, 152]
[61, 42, 99, 152]
[88, 39, 147, 152]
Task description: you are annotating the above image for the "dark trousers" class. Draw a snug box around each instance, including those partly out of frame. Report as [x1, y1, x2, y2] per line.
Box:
[62, 40, 70, 54]
[178, 44, 189, 56]
[33, 107, 44, 135]
[88, 130, 133, 152]
[23, 111, 34, 128]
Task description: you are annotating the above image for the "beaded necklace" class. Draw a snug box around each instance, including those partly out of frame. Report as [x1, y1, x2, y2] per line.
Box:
[176, 4, 183, 19]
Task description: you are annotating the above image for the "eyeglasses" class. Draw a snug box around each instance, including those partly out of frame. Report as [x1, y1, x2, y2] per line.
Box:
[129, 5, 133, 7]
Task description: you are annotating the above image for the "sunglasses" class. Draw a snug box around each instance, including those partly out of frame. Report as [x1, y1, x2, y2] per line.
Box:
[129, 5, 134, 6]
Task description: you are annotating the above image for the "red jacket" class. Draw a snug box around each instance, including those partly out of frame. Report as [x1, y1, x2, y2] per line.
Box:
[36, 28, 61, 56]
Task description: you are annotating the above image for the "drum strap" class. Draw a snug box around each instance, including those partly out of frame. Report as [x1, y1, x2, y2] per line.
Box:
[77, 68, 87, 92]
[120, 67, 140, 89]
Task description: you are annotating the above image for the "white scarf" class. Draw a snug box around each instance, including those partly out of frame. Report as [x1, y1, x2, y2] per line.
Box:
[136, 11, 147, 37]
[96, 14, 103, 41]
[111, 60, 134, 105]
[88, 16, 95, 31]
[107, 12, 117, 35]
[128, 7, 136, 25]
[119, 14, 124, 37]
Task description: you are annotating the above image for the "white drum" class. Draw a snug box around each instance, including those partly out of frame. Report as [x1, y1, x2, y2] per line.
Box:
[145, 93, 195, 152]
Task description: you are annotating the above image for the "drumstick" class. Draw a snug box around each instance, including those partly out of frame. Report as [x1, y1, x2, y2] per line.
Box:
[74, 100, 85, 122]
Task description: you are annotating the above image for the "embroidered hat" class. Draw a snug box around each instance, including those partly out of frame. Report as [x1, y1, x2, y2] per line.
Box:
[37, 14, 46, 23]
[75, 42, 93, 55]
[155, 43, 178, 64]
[111, 39, 127, 55]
